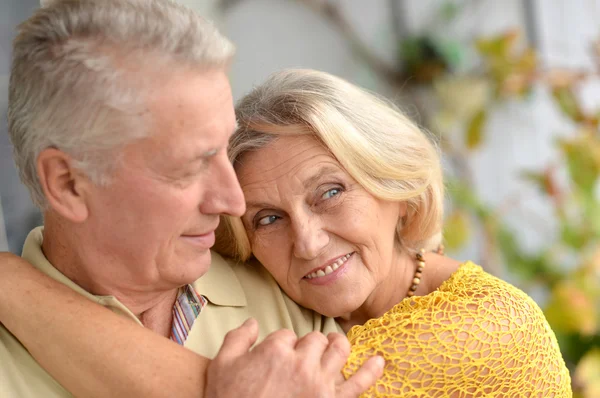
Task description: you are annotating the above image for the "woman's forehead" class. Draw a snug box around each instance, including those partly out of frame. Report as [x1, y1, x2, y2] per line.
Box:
[237, 135, 339, 180]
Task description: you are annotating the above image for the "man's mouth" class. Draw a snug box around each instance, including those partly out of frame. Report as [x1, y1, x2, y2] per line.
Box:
[180, 231, 216, 249]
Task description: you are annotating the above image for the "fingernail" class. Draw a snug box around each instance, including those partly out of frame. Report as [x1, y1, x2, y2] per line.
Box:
[375, 356, 385, 368]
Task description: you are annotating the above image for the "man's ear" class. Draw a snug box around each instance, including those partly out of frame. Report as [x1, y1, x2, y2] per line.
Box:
[36, 148, 89, 223]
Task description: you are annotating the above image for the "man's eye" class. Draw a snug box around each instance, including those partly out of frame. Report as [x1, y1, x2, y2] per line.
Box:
[257, 215, 279, 226]
[321, 188, 341, 200]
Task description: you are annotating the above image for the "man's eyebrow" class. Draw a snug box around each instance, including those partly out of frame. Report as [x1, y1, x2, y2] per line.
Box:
[190, 121, 238, 161]
[201, 148, 218, 158]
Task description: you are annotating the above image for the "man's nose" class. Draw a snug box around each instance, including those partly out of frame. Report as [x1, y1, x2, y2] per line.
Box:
[201, 154, 245, 217]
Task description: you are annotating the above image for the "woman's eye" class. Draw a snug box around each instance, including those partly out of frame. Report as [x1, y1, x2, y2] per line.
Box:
[257, 215, 279, 226]
[321, 188, 341, 200]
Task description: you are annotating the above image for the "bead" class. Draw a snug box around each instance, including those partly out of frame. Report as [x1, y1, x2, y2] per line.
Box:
[406, 248, 427, 298]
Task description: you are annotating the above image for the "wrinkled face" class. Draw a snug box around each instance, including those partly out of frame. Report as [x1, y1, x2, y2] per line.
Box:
[237, 134, 403, 317]
[83, 69, 245, 292]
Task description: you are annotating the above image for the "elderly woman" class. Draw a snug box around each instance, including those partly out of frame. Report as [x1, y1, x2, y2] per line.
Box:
[1, 70, 571, 396]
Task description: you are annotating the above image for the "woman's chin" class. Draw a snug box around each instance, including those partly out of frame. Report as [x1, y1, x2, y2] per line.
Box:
[305, 300, 361, 320]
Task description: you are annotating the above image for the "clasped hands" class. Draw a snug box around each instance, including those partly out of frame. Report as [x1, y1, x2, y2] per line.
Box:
[206, 318, 384, 397]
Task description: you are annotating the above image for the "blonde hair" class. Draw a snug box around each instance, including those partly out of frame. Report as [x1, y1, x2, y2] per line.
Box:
[214, 69, 444, 260]
[9, 0, 234, 208]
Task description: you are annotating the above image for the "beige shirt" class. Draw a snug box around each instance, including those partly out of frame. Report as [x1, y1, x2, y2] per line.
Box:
[0, 227, 340, 397]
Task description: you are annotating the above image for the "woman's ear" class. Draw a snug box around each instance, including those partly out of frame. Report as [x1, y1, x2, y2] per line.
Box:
[36, 148, 89, 222]
[399, 201, 408, 218]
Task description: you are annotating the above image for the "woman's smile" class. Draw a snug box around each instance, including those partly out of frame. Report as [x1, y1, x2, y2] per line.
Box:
[302, 252, 354, 284]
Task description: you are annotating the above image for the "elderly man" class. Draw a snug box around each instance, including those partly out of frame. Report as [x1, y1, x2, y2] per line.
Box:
[0, 0, 382, 397]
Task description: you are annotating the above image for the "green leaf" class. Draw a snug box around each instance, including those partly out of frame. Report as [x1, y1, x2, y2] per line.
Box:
[560, 137, 600, 195]
[582, 193, 600, 237]
[561, 223, 588, 249]
[443, 210, 471, 250]
[552, 87, 585, 122]
[434, 39, 463, 70]
[465, 109, 487, 150]
[521, 171, 548, 195]
[445, 179, 491, 219]
[440, 1, 460, 21]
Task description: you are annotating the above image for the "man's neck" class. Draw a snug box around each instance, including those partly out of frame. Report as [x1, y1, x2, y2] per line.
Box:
[138, 289, 178, 337]
[41, 219, 179, 337]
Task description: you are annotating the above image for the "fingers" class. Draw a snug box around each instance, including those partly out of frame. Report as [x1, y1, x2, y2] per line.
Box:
[321, 332, 351, 374]
[251, 328, 298, 360]
[295, 331, 329, 359]
[260, 328, 298, 347]
[215, 318, 259, 361]
[337, 356, 385, 398]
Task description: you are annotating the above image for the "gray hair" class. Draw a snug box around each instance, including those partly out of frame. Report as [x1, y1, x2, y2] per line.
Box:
[8, 0, 235, 208]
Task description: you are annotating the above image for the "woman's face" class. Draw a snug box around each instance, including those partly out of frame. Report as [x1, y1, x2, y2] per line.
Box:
[237, 134, 405, 317]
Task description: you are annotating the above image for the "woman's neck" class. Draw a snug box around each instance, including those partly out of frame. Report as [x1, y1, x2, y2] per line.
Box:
[335, 251, 462, 334]
[335, 248, 415, 333]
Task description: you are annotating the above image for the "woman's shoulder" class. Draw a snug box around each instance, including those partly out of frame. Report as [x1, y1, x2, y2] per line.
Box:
[349, 261, 552, 341]
[436, 261, 539, 309]
[422, 261, 545, 316]
[345, 261, 572, 396]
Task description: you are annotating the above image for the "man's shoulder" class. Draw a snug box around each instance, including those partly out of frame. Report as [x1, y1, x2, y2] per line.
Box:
[184, 252, 341, 359]
[191, 251, 279, 307]
[0, 324, 73, 397]
[210, 253, 343, 335]
[220, 254, 281, 291]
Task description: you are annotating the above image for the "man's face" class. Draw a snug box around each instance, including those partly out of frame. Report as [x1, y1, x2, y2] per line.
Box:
[81, 68, 244, 295]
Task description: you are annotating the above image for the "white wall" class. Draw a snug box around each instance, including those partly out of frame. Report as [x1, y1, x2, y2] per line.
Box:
[3, 0, 598, 256]
[207, 0, 599, 264]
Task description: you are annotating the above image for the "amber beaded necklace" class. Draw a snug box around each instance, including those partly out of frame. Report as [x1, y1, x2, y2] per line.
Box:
[406, 244, 445, 298]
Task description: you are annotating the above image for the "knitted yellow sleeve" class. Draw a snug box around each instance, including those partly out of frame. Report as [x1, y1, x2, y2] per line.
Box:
[343, 262, 572, 397]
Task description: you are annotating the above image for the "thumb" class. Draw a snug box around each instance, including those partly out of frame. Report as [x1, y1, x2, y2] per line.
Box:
[337, 356, 385, 398]
[215, 318, 259, 361]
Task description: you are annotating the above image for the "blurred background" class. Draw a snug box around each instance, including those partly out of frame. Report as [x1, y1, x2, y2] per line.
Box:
[1, 0, 599, 394]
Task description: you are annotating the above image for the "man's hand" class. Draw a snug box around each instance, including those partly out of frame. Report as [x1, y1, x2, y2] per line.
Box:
[205, 318, 384, 397]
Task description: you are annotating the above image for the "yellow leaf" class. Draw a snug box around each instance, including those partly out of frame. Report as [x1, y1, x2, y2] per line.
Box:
[516, 48, 537, 72]
[443, 210, 471, 250]
[574, 349, 600, 398]
[475, 30, 519, 58]
[552, 87, 585, 122]
[559, 133, 600, 193]
[544, 282, 597, 336]
[465, 109, 487, 150]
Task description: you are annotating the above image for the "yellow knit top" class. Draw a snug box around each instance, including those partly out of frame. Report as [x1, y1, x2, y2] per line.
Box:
[343, 262, 572, 397]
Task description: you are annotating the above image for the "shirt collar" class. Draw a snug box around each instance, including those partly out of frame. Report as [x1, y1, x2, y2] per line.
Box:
[22, 227, 142, 324]
[192, 251, 247, 307]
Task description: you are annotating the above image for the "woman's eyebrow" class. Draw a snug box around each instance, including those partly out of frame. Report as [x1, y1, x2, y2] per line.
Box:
[302, 165, 341, 189]
[244, 201, 276, 211]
